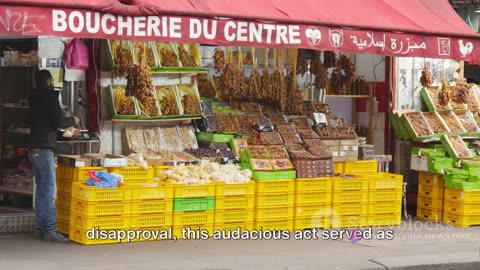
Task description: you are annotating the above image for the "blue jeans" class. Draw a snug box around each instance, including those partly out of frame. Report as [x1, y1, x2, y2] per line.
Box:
[29, 149, 57, 233]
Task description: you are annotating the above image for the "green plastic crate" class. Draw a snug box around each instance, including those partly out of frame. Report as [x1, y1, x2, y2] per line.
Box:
[453, 181, 480, 190]
[420, 87, 437, 112]
[173, 197, 215, 212]
[251, 170, 296, 180]
[196, 132, 234, 143]
[444, 168, 469, 177]
[401, 113, 434, 141]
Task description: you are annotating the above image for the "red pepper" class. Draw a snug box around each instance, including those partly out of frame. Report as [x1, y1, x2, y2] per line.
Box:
[88, 170, 102, 182]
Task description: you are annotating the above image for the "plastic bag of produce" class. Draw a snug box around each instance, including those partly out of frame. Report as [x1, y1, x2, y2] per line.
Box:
[85, 170, 122, 188]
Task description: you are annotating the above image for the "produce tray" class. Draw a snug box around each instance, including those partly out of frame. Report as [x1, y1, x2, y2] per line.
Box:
[130, 213, 173, 228]
[332, 176, 369, 191]
[174, 183, 216, 198]
[255, 192, 295, 206]
[369, 173, 403, 190]
[172, 210, 214, 226]
[173, 197, 215, 212]
[330, 215, 368, 228]
[420, 87, 451, 112]
[443, 212, 480, 227]
[214, 222, 254, 232]
[295, 177, 332, 192]
[440, 135, 473, 160]
[417, 207, 443, 222]
[196, 132, 234, 143]
[294, 216, 331, 230]
[215, 195, 255, 210]
[368, 201, 402, 214]
[401, 112, 435, 141]
[367, 213, 401, 226]
[368, 189, 403, 202]
[422, 111, 450, 136]
[215, 209, 254, 223]
[454, 111, 480, 137]
[71, 199, 131, 216]
[215, 181, 255, 197]
[444, 200, 480, 214]
[70, 214, 130, 230]
[131, 185, 174, 200]
[332, 191, 369, 204]
[255, 179, 295, 193]
[417, 195, 443, 210]
[254, 205, 294, 220]
[106, 85, 139, 119]
[131, 199, 174, 214]
[108, 166, 155, 181]
[254, 218, 293, 231]
[445, 188, 480, 202]
[72, 183, 131, 202]
[390, 111, 413, 140]
[294, 190, 332, 205]
[332, 203, 368, 216]
[437, 111, 466, 135]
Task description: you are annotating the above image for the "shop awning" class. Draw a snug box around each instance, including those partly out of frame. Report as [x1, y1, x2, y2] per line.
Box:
[0, 0, 479, 62]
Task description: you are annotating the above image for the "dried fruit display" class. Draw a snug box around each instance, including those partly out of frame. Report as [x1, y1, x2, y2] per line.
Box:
[260, 65, 273, 101]
[197, 73, 216, 98]
[330, 63, 347, 95]
[303, 139, 326, 149]
[185, 148, 223, 159]
[439, 113, 463, 133]
[323, 51, 337, 68]
[438, 83, 451, 107]
[448, 136, 470, 158]
[313, 102, 331, 113]
[406, 113, 432, 136]
[214, 48, 225, 73]
[297, 129, 320, 139]
[149, 149, 180, 160]
[269, 114, 287, 124]
[255, 117, 273, 128]
[456, 113, 478, 132]
[248, 65, 261, 100]
[285, 144, 305, 152]
[474, 112, 480, 126]
[427, 87, 450, 110]
[159, 126, 181, 151]
[112, 41, 133, 77]
[280, 132, 303, 144]
[178, 45, 197, 67]
[327, 115, 348, 127]
[275, 123, 296, 133]
[272, 159, 295, 170]
[125, 128, 146, 153]
[309, 147, 333, 159]
[178, 84, 202, 115]
[451, 78, 476, 110]
[143, 128, 162, 152]
[423, 113, 448, 133]
[420, 64, 433, 88]
[126, 62, 159, 117]
[156, 43, 178, 67]
[155, 86, 180, 115]
[315, 126, 340, 139]
[220, 149, 237, 160]
[314, 62, 329, 90]
[247, 146, 271, 159]
[251, 159, 273, 171]
[133, 42, 156, 68]
[339, 54, 356, 90]
[232, 139, 248, 157]
[113, 86, 136, 115]
[260, 132, 284, 145]
[235, 114, 252, 134]
[289, 117, 311, 130]
[220, 62, 238, 96]
[271, 66, 287, 112]
[302, 101, 315, 114]
[310, 50, 322, 75]
[178, 125, 198, 150]
[288, 151, 316, 160]
[267, 146, 289, 159]
[296, 49, 308, 76]
[241, 103, 263, 114]
[287, 68, 304, 114]
[137, 96, 159, 117]
[337, 127, 357, 139]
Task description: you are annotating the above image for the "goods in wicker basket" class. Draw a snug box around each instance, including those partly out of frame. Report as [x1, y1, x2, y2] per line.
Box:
[112, 41, 133, 77]
[113, 86, 136, 115]
[275, 123, 296, 133]
[316, 126, 340, 139]
[309, 147, 333, 159]
[157, 163, 252, 184]
[423, 113, 448, 133]
[272, 159, 295, 170]
[260, 132, 284, 145]
[406, 114, 431, 136]
[420, 64, 434, 88]
[303, 139, 326, 149]
[178, 44, 198, 67]
[247, 146, 271, 159]
[155, 86, 180, 115]
[285, 144, 305, 152]
[214, 48, 225, 73]
[267, 145, 289, 159]
[197, 73, 216, 98]
[280, 132, 303, 144]
[297, 129, 320, 139]
[439, 113, 463, 133]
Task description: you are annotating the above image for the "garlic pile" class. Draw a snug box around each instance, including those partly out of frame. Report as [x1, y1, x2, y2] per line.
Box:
[156, 163, 252, 185]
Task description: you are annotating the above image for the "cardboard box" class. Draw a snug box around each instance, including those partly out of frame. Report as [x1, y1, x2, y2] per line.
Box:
[81, 154, 128, 167]
[340, 139, 359, 146]
[411, 155, 429, 172]
[57, 155, 96, 167]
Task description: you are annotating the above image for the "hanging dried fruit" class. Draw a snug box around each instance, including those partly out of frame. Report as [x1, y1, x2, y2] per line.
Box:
[178, 45, 197, 67]
[214, 48, 225, 73]
[248, 65, 261, 100]
[420, 64, 433, 88]
[314, 62, 329, 89]
[438, 83, 451, 106]
[197, 73, 216, 98]
[261, 65, 273, 101]
[330, 64, 346, 95]
[310, 51, 322, 75]
[113, 42, 133, 78]
[296, 49, 308, 76]
[323, 51, 337, 68]
[287, 68, 304, 114]
[339, 54, 355, 91]
[451, 77, 471, 106]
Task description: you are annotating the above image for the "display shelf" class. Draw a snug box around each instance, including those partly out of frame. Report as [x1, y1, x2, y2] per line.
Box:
[326, 95, 370, 99]
[57, 139, 100, 144]
[151, 70, 208, 75]
[111, 116, 202, 123]
[0, 186, 33, 196]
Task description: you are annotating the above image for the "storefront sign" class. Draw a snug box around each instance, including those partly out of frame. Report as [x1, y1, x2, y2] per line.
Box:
[0, 5, 479, 62]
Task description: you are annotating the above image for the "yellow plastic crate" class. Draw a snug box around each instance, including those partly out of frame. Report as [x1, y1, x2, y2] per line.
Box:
[216, 181, 255, 197]
[330, 215, 368, 228]
[444, 200, 480, 215]
[294, 215, 331, 230]
[255, 192, 295, 206]
[367, 213, 401, 226]
[131, 199, 173, 214]
[174, 183, 216, 198]
[418, 184, 444, 198]
[254, 205, 294, 220]
[255, 179, 295, 194]
[444, 188, 480, 202]
[69, 226, 122, 245]
[444, 212, 480, 227]
[216, 195, 254, 210]
[172, 224, 214, 240]
[343, 160, 377, 175]
[334, 162, 344, 175]
[215, 209, 254, 223]
[72, 182, 131, 202]
[130, 212, 173, 228]
[295, 177, 332, 192]
[369, 173, 403, 190]
[56, 179, 73, 193]
[417, 195, 443, 210]
[214, 222, 254, 232]
[56, 192, 72, 207]
[295, 190, 332, 205]
[417, 207, 443, 222]
[332, 190, 368, 203]
[153, 166, 172, 176]
[57, 218, 69, 235]
[368, 189, 402, 202]
[173, 210, 214, 226]
[56, 203, 71, 221]
[70, 214, 130, 230]
[71, 199, 131, 216]
[294, 203, 331, 217]
[254, 218, 293, 231]
[419, 172, 443, 187]
[57, 166, 101, 181]
[108, 166, 154, 180]
[332, 203, 368, 216]
[131, 185, 174, 200]
[368, 201, 402, 214]
[332, 176, 369, 191]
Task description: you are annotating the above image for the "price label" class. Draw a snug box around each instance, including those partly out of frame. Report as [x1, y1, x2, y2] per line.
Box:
[313, 113, 327, 125]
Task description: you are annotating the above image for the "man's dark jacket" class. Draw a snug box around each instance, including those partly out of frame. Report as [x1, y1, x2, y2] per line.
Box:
[28, 88, 75, 151]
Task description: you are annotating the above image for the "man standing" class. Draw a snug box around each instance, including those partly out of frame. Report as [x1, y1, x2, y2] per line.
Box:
[28, 70, 79, 243]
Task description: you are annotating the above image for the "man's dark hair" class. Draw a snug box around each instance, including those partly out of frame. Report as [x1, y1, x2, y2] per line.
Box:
[35, 69, 53, 88]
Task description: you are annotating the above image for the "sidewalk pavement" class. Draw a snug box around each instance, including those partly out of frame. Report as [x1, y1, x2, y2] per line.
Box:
[1, 218, 479, 270]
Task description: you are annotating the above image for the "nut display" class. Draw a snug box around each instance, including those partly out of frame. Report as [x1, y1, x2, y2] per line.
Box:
[267, 145, 289, 159]
[439, 113, 463, 133]
[289, 117, 311, 130]
[313, 102, 331, 114]
[288, 150, 316, 160]
[155, 86, 180, 115]
[269, 114, 287, 124]
[427, 87, 450, 110]
[315, 126, 340, 139]
[285, 144, 305, 152]
[159, 126, 181, 151]
[125, 128, 146, 152]
[423, 113, 448, 133]
[406, 113, 432, 136]
[275, 123, 296, 133]
[337, 127, 357, 139]
[260, 132, 284, 145]
[280, 132, 303, 144]
[247, 146, 271, 159]
[178, 125, 198, 150]
[456, 113, 478, 132]
[297, 129, 320, 139]
[133, 41, 155, 68]
[303, 139, 327, 149]
[309, 147, 333, 159]
[327, 116, 348, 127]
[251, 159, 273, 171]
[143, 128, 162, 152]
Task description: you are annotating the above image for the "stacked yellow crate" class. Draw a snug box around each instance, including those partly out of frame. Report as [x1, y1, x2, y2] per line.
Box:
[254, 180, 295, 231]
[69, 182, 132, 244]
[55, 165, 101, 235]
[417, 172, 444, 222]
[331, 175, 369, 228]
[214, 181, 255, 232]
[367, 173, 403, 226]
[294, 177, 332, 230]
[172, 183, 216, 239]
[443, 188, 480, 227]
[108, 166, 155, 185]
